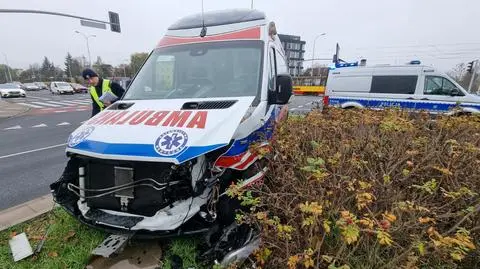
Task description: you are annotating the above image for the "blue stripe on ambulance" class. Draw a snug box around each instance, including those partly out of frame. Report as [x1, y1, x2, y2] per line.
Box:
[221, 105, 279, 157]
[71, 140, 227, 163]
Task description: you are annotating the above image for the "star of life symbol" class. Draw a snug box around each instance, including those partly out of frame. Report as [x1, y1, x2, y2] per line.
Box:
[68, 126, 95, 147]
[154, 129, 189, 156]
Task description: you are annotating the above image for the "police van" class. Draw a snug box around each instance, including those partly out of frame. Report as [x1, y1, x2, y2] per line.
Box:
[323, 62, 480, 115]
[50, 8, 292, 258]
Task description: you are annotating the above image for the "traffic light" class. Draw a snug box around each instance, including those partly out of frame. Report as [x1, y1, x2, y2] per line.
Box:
[109, 11, 121, 33]
[467, 61, 474, 73]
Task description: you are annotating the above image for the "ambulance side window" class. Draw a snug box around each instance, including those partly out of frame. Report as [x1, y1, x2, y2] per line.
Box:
[268, 47, 277, 92]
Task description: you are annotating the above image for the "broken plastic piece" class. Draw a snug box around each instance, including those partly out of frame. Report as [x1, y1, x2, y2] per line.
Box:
[9, 232, 33, 262]
[91, 234, 131, 258]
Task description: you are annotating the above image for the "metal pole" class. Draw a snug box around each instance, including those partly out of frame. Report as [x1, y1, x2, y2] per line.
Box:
[86, 37, 92, 67]
[75, 31, 95, 68]
[2, 53, 12, 82]
[311, 33, 326, 76]
[468, 60, 477, 92]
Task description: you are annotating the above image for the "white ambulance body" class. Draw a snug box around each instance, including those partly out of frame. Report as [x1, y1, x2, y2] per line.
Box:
[51, 9, 292, 239]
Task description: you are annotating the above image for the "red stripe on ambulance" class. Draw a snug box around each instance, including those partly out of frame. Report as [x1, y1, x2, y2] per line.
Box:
[86, 110, 208, 129]
[157, 27, 261, 48]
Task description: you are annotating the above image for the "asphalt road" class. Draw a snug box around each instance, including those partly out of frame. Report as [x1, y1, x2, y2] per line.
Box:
[0, 92, 322, 211]
[0, 110, 90, 210]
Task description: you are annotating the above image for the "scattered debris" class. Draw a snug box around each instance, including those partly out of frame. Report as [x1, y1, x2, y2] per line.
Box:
[9, 232, 33, 262]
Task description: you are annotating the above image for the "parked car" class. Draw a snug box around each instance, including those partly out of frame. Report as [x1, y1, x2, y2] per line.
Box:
[324, 61, 480, 115]
[34, 82, 48, 90]
[24, 82, 41, 91]
[11, 81, 26, 90]
[0, 83, 26, 98]
[50, 81, 75, 95]
[70, 83, 88, 93]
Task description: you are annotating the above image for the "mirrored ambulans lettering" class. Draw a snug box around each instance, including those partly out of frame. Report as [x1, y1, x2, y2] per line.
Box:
[86, 111, 117, 125]
[162, 111, 192, 127]
[104, 111, 130, 125]
[116, 111, 140, 125]
[145, 111, 169, 126]
[130, 111, 155, 125]
[86, 110, 208, 129]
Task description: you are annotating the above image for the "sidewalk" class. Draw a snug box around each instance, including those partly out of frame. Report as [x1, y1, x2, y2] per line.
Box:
[0, 100, 31, 119]
[0, 194, 54, 231]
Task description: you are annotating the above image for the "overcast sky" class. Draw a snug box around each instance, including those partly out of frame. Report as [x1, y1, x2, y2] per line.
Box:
[0, 0, 478, 73]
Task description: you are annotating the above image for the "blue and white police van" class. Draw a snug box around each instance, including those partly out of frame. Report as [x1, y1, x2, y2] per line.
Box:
[323, 61, 480, 115]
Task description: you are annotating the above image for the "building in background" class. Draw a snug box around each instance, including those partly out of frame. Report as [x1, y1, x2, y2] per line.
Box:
[278, 34, 306, 76]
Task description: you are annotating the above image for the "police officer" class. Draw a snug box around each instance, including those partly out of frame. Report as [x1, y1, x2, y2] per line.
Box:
[81, 68, 126, 117]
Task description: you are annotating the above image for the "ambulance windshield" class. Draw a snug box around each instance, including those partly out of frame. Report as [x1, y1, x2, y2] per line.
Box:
[123, 40, 264, 100]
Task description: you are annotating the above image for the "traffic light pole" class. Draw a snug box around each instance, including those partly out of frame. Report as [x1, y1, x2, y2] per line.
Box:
[467, 60, 478, 92]
[0, 9, 120, 32]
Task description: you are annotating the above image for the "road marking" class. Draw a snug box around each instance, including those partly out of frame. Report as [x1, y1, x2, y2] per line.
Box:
[54, 110, 67, 113]
[31, 123, 47, 128]
[30, 101, 61, 107]
[26, 96, 51, 100]
[290, 108, 298, 111]
[62, 100, 87, 105]
[57, 122, 71, 126]
[16, 102, 43, 108]
[4, 125, 22, 130]
[44, 100, 71, 106]
[67, 100, 91, 105]
[0, 143, 67, 160]
[298, 105, 304, 108]
[77, 109, 88, 111]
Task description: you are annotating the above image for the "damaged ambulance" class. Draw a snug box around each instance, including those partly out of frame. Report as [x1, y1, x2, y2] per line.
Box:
[50, 8, 291, 243]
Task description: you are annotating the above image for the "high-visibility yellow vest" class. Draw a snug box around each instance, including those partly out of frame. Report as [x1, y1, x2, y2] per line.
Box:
[89, 79, 117, 110]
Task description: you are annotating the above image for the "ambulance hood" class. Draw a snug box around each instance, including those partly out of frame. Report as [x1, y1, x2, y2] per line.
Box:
[66, 96, 255, 164]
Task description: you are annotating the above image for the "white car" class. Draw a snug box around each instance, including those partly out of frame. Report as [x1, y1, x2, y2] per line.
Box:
[24, 82, 41, 91]
[50, 81, 74, 95]
[0, 83, 26, 98]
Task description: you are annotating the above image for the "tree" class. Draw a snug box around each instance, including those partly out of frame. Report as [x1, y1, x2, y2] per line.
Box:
[40, 56, 55, 80]
[448, 62, 480, 92]
[114, 63, 133, 78]
[65, 53, 74, 78]
[130, 52, 148, 75]
[0, 64, 11, 83]
[92, 56, 114, 77]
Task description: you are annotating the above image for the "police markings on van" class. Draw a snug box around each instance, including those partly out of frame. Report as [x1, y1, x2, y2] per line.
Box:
[324, 62, 480, 114]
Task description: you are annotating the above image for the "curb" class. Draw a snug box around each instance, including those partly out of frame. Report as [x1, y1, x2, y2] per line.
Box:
[0, 194, 54, 232]
[0, 100, 31, 120]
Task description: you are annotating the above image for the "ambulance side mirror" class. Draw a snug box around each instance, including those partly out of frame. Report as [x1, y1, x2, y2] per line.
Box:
[271, 74, 292, 105]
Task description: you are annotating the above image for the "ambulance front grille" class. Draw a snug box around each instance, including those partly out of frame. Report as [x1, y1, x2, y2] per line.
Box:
[182, 100, 237, 110]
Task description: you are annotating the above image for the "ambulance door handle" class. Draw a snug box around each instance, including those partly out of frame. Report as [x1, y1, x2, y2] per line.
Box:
[421, 98, 429, 100]
[407, 97, 414, 100]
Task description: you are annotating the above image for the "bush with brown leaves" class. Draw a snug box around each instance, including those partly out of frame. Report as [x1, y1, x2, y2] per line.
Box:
[228, 108, 480, 269]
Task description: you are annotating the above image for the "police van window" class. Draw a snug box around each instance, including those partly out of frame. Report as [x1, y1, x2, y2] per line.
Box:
[424, 76, 464, 96]
[268, 48, 277, 91]
[370, 75, 418, 94]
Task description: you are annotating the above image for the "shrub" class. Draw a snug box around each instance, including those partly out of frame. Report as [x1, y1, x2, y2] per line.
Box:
[229, 108, 480, 269]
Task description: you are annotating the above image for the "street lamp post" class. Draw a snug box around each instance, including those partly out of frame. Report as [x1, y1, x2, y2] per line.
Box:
[2, 52, 12, 82]
[75, 30, 96, 68]
[311, 33, 326, 76]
